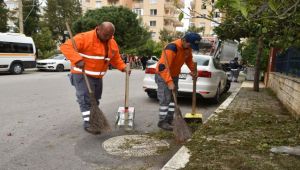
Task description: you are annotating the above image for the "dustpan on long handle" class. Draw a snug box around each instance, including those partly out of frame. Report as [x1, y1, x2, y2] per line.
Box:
[115, 63, 135, 130]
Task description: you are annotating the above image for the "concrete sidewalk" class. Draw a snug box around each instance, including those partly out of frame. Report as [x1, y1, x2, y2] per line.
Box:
[162, 81, 265, 170]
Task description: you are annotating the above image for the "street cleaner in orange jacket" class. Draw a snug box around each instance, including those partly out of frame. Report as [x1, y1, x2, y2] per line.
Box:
[155, 32, 201, 131]
[60, 22, 128, 133]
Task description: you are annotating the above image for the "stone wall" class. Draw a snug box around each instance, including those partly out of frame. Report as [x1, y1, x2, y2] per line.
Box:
[268, 72, 300, 118]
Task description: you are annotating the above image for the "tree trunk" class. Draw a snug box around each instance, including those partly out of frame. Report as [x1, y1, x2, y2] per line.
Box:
[254, 36, 263, 92]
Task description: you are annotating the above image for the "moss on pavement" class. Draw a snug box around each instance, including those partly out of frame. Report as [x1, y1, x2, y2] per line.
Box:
[183, 88, 300, 170]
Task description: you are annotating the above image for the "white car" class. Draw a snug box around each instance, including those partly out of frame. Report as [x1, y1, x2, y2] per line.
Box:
[146, 56, 159, 66]
[142, 54, 230, 103]
[36, 54, 71, 72]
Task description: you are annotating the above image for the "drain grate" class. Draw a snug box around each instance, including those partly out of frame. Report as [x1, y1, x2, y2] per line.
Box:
[102, 135, 169, 157]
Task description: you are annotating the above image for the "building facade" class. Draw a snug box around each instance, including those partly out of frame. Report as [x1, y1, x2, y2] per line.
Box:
[79, 0, 183, 41]
[190, 0, 221, 36]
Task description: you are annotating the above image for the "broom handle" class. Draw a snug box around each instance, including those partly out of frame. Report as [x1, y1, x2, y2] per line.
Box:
[162, 50, 178, 106]
[192, 62, 197, 114]
[124, 63, 130, 108]
[66, 22, 93, 94]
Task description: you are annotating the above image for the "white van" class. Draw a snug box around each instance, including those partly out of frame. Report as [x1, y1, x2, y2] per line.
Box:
[0, 33, 36, 74]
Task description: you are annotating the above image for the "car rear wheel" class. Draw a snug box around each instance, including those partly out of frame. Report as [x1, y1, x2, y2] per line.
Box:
[10, 63, 23, 74]
[212, 85, 220, 104]
[223, 79, 231, 93]
[147, 91, 157, 99]
[56, 64, 64, 72]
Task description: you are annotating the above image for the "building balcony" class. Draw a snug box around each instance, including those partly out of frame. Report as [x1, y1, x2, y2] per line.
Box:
[107, 0, 120, 4]
[165, 0, 184, 9]
[164, 1, 176, 10]
[175, 0, 184, 8]
[190, 1, 195, 9]
[163, 25, 174, 32]
[164, 14, 174, 20]
[173, 20, 183, 27]
[133, 2, 143, 8]
[163, 14, 182, 27]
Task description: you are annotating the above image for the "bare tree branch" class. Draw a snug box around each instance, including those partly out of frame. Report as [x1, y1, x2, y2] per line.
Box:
[190, 9, 221, 24]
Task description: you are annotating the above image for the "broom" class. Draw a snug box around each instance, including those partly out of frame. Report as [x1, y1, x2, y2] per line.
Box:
[66, 22, 111, 134]
[184, 62, 203, 124]
[162, 49, 192, 143]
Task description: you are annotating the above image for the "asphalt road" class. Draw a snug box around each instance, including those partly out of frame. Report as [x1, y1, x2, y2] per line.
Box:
[0, 69, 240, 170]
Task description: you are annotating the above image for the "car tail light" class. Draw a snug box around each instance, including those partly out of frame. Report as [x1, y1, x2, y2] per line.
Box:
[145, 68, 156, 74]
[198, 70, 211, 78]
[199, 91, 210, 94]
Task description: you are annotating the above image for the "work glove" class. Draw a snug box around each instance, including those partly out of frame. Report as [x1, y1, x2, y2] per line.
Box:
[122, 65, 131, 75]
[168, 81, 175, 90]
[189, 71, 198, 80]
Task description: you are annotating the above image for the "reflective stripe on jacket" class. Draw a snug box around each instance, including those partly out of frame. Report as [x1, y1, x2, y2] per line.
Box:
[156, 39, 195, 86]
[60, 29, 126, 78]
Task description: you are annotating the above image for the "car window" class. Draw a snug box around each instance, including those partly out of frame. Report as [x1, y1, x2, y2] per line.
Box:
[195, 57, 209, 66]
[52, 55, 65, 60]
[213, 59, 223, 70]
[151, 56, 158, 61]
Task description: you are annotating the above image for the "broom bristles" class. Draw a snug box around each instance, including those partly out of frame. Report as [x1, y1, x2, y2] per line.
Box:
[173, 106, 192, 143]
[89, 93, 111, 133]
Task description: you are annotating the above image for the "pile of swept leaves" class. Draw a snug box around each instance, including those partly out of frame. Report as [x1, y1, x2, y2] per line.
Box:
[183, 88, 300, 170]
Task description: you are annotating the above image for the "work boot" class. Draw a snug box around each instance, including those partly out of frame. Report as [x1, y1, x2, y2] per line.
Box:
[83, 121, 90, 129]
[158, 120, 173, 131]
[165, 115, 174, 125]
[83, 121, 101, 135]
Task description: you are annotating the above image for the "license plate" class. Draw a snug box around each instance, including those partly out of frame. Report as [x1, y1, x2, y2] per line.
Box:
[179, 73, 187, 79]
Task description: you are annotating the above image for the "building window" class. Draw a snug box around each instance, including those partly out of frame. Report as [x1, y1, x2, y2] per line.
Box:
[150, 9, 157, 16]
[132, 8, 143, 16]
[151, 32, 156, 38]
[150, 0, 157, 4]
[214, 12, 220, 18]
[201, 4, 206, 9]
[164, 20, 171, 26]
[150, 21, 156, 27]
[96, 1, 101, 8]
[6, 3, 17, 10]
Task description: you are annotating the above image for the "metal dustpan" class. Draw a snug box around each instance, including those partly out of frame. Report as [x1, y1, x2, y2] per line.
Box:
[184, 62, 203, 124]
[116, 63, 135, 130]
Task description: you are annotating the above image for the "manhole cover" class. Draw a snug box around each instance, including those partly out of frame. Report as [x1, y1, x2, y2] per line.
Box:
[102, 135, 169, 157]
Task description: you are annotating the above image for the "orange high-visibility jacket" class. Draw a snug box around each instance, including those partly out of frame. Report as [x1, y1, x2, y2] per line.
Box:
[60, 29, 126, 78]
[156, 39, 195, 86]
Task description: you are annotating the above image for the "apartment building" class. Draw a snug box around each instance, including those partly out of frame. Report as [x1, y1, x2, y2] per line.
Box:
[190, 0, 221, 36]
[4, 0, 18, 32]
[80, 0, 184, 41]
[80, 0, 133, 13]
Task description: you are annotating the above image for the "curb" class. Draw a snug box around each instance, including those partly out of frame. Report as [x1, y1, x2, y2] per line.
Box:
[161, 146, 190, 170]
[161, 84, 243, 170]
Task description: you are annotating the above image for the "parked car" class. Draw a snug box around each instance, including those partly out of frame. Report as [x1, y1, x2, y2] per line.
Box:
[36, 54, 71, 72]
[146, 56, 159, 66]
[142, 54, 229, 103]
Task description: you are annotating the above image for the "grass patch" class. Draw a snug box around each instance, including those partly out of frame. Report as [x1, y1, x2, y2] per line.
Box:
[183, 88, 300, 170]
[148, 130, 174, 140]
[156, 146, 170, 154]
